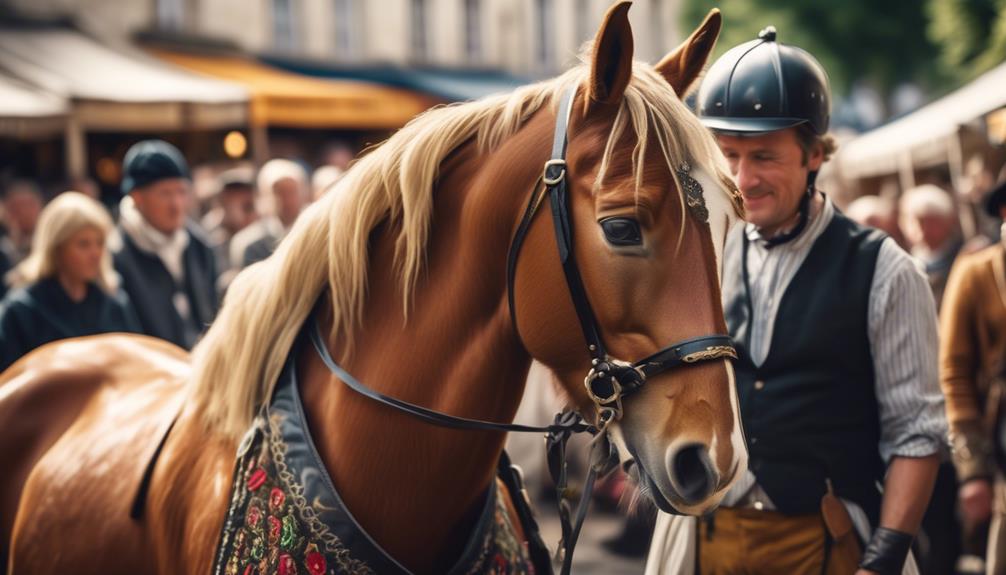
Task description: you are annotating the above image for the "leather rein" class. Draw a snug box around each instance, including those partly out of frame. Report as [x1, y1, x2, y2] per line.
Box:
[309, 86, 737, 574]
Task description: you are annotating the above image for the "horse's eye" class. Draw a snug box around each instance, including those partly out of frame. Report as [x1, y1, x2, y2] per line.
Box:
[600, 217, 642, 246]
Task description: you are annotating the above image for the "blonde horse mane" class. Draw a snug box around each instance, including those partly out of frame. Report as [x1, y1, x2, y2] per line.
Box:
[189, 54, 736, 439]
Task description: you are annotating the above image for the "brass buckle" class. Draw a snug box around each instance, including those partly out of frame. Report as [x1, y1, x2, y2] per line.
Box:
[584, 368, 621, 405]
[543, 159, 567, 185]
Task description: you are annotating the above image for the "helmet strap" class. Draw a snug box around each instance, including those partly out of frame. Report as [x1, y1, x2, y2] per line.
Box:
[762, 173, 816, 249]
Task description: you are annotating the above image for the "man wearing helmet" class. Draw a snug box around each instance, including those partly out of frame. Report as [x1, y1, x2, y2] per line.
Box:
[647, 28, 947, 575]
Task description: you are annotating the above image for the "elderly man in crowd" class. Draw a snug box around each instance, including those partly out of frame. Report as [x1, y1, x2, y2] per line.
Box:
[201, 167, 258, 275]
[900, 184, 963, 310]
[847, 194, 906, 248]
[1, 180, 44, 266]
[113, 139, 218, 350]
[229, 158, 310, 269]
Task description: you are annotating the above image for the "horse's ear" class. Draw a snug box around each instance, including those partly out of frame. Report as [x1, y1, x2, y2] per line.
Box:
[654, 9, 722, 97]
[588, 1, 634, 108]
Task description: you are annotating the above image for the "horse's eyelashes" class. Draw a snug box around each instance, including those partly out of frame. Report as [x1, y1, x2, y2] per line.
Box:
[599, 217, 643, 246]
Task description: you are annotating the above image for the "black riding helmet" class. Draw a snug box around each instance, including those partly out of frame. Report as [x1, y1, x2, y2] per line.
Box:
[697, 26, 830, 136]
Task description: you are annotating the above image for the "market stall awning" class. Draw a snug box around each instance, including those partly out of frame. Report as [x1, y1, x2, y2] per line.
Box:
[0, 72, 67, 138]
[0, 27, 248, 131]
[840, 62, 1006, 179]
[261, 56, 530, 103]
[149, 49, 437, 129]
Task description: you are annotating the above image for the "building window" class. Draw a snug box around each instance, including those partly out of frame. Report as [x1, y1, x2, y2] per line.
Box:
[411, 0, 428, 62]
[157, 0, 186, 30]
[334, 0, 356, 57]
[536, 0, 554, 71]
[464, 0, 482, 64]
[273, 0, 297, 52]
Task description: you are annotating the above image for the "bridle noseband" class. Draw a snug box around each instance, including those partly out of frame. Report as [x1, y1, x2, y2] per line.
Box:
[309, 85, 737, 574]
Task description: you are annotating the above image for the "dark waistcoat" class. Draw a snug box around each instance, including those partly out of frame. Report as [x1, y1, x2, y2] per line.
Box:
[723, 211, 887, 524]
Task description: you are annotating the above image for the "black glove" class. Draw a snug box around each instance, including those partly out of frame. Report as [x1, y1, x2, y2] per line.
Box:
[859, 527, 914, 575]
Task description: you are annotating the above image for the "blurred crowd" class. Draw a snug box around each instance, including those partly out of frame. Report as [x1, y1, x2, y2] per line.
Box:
[0, 139, 351, 371]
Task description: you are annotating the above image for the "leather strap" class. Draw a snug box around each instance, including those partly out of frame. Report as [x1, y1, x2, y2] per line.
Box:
[309, 316, 593, 436]
[859, 527, 914, 575]
[546, 88, 609, 363]
[496, 451, 553, 573]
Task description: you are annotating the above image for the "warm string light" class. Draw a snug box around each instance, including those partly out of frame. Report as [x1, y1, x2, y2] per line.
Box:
[224, 131, 248, 158]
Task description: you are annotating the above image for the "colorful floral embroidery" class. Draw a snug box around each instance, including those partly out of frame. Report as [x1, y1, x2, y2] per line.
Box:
[270, 487, 286, 511]
[460, 479, 537, 575]
[268, 515, 282, 544]
[305, 548, 326, 575]
[214, 410, 538, 575]
[247, 468, 267, 491]
[213, 418, 375, 575]
[277, 553, 297, 575]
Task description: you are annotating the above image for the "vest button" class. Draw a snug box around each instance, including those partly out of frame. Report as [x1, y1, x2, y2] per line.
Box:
[750, 436, 758, 444]
[754, 380, 765, 390]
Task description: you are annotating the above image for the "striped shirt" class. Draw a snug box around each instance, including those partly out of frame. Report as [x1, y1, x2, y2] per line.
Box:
[722, 195, 948, 508]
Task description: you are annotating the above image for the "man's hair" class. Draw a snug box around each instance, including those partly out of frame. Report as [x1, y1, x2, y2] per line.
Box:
[794, 124, 837, 165]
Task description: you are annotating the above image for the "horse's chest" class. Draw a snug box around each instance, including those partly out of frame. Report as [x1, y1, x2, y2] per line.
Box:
[212, 362, 536, 575]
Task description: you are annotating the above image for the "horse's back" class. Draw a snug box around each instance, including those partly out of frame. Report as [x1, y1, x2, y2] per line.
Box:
[0, 334, 190, 574]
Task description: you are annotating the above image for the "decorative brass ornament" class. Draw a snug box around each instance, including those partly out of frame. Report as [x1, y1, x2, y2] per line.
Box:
[681, 346, 738, 363]
[677, 162, 709, 223]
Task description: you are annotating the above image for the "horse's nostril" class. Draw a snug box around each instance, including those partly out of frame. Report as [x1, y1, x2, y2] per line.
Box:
[672, 444, 717, 504]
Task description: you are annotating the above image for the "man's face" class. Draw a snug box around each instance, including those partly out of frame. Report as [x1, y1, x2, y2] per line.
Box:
[4, 189, 43, 236]
[220, 187, 257, 234]
[716, 128, 822, 233]
[273, 177, 307, 226]
[916, 213, 955, 251]
[131, 178, 190, 235]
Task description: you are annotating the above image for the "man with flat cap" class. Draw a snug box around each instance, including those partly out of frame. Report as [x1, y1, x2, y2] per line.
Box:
[113, 139, 218, 349]
[647, 27, 946, 575]
[941, 177, 1006, 573]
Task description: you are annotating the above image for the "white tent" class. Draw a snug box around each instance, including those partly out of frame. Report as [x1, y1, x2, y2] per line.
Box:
[0, 27, 250, 176]
[0, 27, 248, 132]
[0, 72, 66, 138]
[839, 62, 1006, 180]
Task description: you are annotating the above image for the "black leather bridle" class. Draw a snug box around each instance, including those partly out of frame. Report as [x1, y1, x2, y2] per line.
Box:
[309, 85, 737, 574]
[506, 85, 737, 424]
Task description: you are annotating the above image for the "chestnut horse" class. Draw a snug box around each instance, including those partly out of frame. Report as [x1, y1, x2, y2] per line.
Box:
[0, 4, 744, 573]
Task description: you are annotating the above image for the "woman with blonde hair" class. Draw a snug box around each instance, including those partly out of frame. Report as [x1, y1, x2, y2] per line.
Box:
[0, 192, 140, 371]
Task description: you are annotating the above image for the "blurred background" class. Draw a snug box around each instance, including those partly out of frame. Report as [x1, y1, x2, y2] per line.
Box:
[0, 0, 1004, 217]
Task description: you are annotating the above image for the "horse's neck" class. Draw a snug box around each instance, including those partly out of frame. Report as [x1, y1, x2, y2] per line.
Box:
[298, 120, 552, 574]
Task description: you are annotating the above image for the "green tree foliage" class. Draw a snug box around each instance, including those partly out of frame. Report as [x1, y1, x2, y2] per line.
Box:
[928, 0, 1006, 79]
[682, 0, 944, 98]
